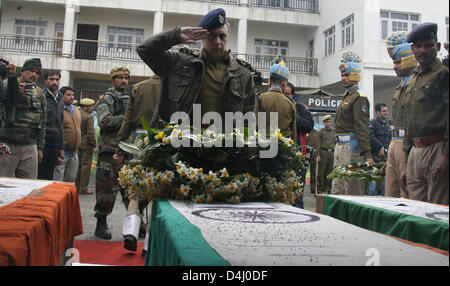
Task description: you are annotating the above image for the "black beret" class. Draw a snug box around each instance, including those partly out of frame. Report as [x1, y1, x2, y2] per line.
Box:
[407, 22, 438, 43]
[198, 8, 227, 31]
[23, 58, 42, 72]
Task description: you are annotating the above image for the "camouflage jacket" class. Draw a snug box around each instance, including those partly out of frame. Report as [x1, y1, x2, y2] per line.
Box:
[136, 27, 255, 128]
[95, 88, 129, 154]
[0, 77, 46, 149]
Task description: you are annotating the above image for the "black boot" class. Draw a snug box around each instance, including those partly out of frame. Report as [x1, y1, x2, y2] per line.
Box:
[95, 216, 112, 239]
[139, 221, 147, 238]
[123, 235, 137, 251]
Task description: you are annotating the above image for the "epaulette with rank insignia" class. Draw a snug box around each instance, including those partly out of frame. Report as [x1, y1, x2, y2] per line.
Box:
[236, 58, 255, 72]
[179, 46, 200, 57]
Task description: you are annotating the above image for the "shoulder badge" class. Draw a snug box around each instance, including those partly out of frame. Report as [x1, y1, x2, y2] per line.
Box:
[179, 46, 200, 57]
[236, 58, 255, 72]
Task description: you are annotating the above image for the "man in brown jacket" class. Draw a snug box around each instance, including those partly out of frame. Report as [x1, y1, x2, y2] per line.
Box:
[136, 8, 255, 128]
[75, 98, 97, 195]
[401, 23, 449, 205]
[53, 86, 81, 183]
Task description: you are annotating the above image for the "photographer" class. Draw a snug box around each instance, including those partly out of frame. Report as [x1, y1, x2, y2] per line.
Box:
[368, 103, 391, 196]
[0, 58, 47, 179]
[0, 58, 17, 155]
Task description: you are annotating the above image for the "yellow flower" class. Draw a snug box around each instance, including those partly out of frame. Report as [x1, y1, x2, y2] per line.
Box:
[154, 132, 164, 140]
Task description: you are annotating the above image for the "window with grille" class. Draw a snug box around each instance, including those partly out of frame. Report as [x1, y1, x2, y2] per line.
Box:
[324, 26, 335, 57]
[341, 14, 354, 48]
[255, 39, 289, 56]
[380, 10, 420, 39]
[107, 26, 144, 52]
[14, 19, 47, 45]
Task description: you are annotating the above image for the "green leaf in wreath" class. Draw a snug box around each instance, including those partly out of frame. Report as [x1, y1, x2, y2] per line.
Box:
[119, 141, 141, 155]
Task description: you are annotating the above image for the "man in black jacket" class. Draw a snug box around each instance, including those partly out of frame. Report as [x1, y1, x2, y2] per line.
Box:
[368, 103, 391, 195]
[285, 82, 314, 208]
[38, 70, 64, 180]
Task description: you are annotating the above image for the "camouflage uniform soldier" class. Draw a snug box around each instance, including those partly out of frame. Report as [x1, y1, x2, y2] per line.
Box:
[75, 98, 97, 195]
[306, 128, 320, 194]
[332, 52, 373, 195]
[316, 115, 336, 194]
[401, 23, 449, 205]
[0, 58, 46, 179]
[94, 67, 131, 239]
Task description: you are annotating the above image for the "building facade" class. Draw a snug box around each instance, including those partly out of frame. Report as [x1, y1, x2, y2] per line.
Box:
[0, 0, 448, 119]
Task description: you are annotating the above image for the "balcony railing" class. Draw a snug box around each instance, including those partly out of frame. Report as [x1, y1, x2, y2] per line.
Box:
[187, 0, 319, 13]
[0, 34, 318, 76]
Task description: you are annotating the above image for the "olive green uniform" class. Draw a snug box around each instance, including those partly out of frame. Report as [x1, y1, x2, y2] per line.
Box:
[94, 88, 130, 218]
[254, 87, 296, 139]
[75, 109, 96, 194]
[385, 82, 409, 198]
[0, 77, 46, 179]
[318, 126, 336, 194]
[403, 58, 449, 205]
[332, 86, 371, 195]
[306, 129, 319, 193]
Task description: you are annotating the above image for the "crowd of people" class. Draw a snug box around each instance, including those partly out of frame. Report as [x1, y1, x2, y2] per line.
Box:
[0, 8, 448, 255]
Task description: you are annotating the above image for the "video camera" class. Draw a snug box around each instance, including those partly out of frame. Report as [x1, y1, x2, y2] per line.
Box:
[0, 58, 9, 77]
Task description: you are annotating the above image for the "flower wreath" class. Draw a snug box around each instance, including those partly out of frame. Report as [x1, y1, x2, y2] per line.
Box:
[118, 122, 306, 205]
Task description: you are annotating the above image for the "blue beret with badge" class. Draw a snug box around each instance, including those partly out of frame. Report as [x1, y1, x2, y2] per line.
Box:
[198, 8, 227, 31]
[407, 22, 438, 43]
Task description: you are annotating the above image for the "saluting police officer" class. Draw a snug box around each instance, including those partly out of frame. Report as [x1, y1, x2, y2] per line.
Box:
[0, 58, 47, 179]
[384, 31, 417, 199]
[75, 98, 97, 195]
[316, 115, 336, 194]
[136, 8, 255, 128]
[401, 23, 449, 205]
[94, 67, 131, 239]
[332, 52, 373, 196]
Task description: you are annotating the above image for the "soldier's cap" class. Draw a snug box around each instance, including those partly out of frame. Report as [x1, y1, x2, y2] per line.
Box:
[322, 115, 332, 122]
[80, 98, 95, 106]
[407, 22, 438, 43]
[110, 67, 130, 79]
[198, 8, 227, 31]
[22, 58, 42, 72]
[269, 55, 289, 80]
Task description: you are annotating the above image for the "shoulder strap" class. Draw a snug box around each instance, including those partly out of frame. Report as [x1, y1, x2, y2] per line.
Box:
[236, 58, 255, 72]
[179, 46, 200, 57]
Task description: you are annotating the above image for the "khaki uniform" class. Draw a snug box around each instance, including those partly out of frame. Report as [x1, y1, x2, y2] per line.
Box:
[403, 58, 449, 205]
[116, 75, 160, 148]
[318, 127, 336, 194]
[254, 87, 296, 139]
[76, 109, 97, 194]
[331, 86, 371, 195]
[385, 83, 409, 198]
[306, 129, 319, 193]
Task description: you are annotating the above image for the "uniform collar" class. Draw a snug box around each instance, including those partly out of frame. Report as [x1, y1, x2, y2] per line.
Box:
[269, 85, 283, 93]
[414, 58, 442, 75]
[201, 49, 231, 64]
[345, 85, 359, 94]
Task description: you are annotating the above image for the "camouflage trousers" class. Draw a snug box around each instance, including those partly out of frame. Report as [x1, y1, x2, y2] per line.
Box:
[94, 152, 148, 218]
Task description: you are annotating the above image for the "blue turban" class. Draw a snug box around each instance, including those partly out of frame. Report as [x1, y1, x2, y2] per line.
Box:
[340, 51, 362, 82]
[269, 55, 289, 80]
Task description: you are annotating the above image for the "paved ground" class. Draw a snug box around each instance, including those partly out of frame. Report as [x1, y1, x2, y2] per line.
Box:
[75, 173, 317, 243]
